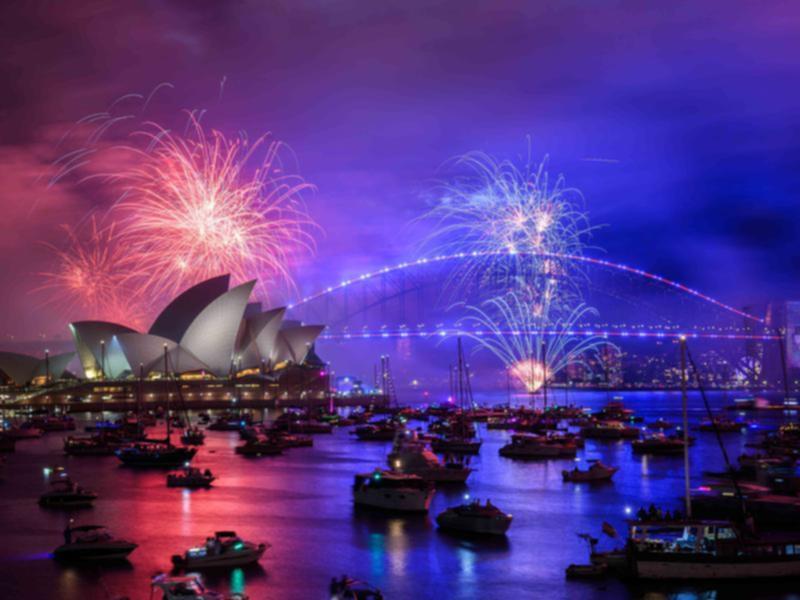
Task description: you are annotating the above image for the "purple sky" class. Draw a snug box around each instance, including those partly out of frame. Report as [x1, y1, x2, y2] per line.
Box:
[2, 1, 800, 341]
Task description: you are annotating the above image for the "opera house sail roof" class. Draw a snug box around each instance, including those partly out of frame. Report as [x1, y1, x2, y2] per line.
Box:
[61, 275, 324, 381]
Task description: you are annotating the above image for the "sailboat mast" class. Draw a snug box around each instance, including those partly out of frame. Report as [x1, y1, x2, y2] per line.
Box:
[164, 344, 170, 444]
[680, 336, 691, 517]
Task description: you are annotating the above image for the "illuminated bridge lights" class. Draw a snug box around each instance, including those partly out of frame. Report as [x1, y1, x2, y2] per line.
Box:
[290, 250, 765, 324]
[319, 328, 781, 342]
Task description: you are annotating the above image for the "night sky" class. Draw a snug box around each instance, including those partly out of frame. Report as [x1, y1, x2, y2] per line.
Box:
[2, 0, 800, 340]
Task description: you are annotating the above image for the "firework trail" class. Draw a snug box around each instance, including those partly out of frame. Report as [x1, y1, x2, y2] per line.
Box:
[38, 216, 146, 327]
[111, 114, 316, 299]
[42, 86, 318, 319]
[455, 287, 612, 392]
[418, 150, 596, 302]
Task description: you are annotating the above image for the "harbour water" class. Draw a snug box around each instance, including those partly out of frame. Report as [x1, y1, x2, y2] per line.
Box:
[1, 390, 798, 599]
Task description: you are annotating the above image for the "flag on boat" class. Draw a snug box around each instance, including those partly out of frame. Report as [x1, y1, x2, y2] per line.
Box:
[602, 522, 618, 538]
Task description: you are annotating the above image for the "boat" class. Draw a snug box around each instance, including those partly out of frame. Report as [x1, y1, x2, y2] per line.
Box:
[64, 433, 122, 456]
[32, 415, 76, 431]
[39, 478, 98, 508]
[562, 461, 618, 482]
[352, 469, 435, 512]
[53, 524, 137, 562]
[352, 421, 403, 441]
[388, 430, 472, 482]
[181, 427, 206, 446]
[499, 433, 577, 458]
[171, 531, 269, 569]
[151, 573, 249, 600]
[699, 417, 747, 433]
[329, 575, 383, 600]
[650, 418, 674, 430]
[167, 466, 215, 488]
[435, 499, 513, 535]
[580, 421, 640, 440]
[116, 441, 197, 467]
[235, 437, 283, 457]
[632, 433, 686, 456]
[275, 432, 313, 448]
[3, 423, 44, 440]
[627, 518, 800, 579]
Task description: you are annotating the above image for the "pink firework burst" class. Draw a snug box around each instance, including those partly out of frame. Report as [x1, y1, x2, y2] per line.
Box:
[39, 216, 145, 327]
[114, 115, 317, 299]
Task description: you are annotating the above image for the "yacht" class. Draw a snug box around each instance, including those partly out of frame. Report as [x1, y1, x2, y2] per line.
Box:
[171, 531, 269, 569]
[628, 518, 800, 579]
[499, 433, 577, 459]
[53, 524, 137, 562]
[151, 573, 249, 600]
[235, 437, 283, 457]
[353, 421, 403, 441]
[39, 478, 97, 508]
[388, 430, 472, 483]
[116, 441, 197, 467]
[353, 469, 435, 512]
[436, 499, 513, 535]
[167, 466, 215, 488]
[698, 417, 747, 433]
[64, 433, 121, 456]
[430, 436, 482, 455]
[562, 461, 618, 483]
[632, 433, 686, 456]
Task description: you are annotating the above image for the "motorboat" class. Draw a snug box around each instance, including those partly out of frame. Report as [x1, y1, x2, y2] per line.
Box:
[632, 433, 686, 456]
[167, 466, 215, 488]
[329, 575, 383, 600]
[499, 433, 577, 459]
[352, 469, 435, 512]
[562, 461, 618, 483]
[352, 421, 403, 441]
[627, 518, 800, 579]
[235, 437, 283, 457]
[116, 441, 197, 467]
[181, 427, 206, 446]
[650, 418, 673, 430]
[3, 423, 44, 440]
[39, 478, 97, 508]
[436, 499, 512, 535]
[565, 563, 608, 579]
[581, 421, 640, 440]
[151, 573, 249, 600]
[64, 433, 121, 456]
[698, 417, 747, 433]
[32, 415, 76, 431]
[388, 430, 472, 482]
[171, 531, 269, 569]
[275, 432, 313, 448]
[53, 524, 137, 562]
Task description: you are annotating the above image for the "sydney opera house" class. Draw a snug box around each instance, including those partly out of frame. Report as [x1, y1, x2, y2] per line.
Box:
[0, 275, 329, 408]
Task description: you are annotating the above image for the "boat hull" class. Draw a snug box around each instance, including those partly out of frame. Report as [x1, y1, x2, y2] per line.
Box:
[53, 542, 137, 562]
[353, 488, 434, 512]
[634, 554, 800, 579]
[436, 512, 511, 535]
[173, 547, 265, 569]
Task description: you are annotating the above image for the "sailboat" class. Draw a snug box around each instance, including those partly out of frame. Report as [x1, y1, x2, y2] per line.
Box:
[626, 337, 800, 579]
[116, 348, 196, 467]
[430, 338, 482, 455]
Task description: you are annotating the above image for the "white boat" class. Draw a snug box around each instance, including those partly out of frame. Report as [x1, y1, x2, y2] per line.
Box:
[53, 525, 137, 562]
[500, 433, 577, 458]
[39, 478, 98, 508]
[172, 531, 269, 569]
[562, 461, 618, 483]
[353, 469, 435, 512]
[151, 573, 248, 600]
[388, 430, 472, 483]
[167, 466, 215, 488]
[436, 499, 513, 535]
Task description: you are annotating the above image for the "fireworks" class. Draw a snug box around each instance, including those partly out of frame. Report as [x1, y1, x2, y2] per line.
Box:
[112, 115, 316, 299]
[39, 216, 145, 327]
[455, 288, 611, 392]
[42, 88, 318, 321]
[418, 150, 595, 299]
